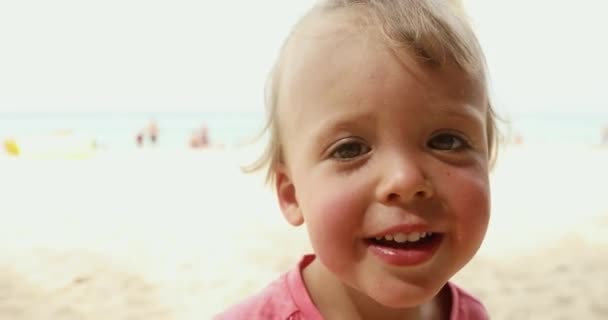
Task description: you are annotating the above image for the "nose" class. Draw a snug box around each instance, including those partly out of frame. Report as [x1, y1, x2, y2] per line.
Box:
[375, 153, 434, 205]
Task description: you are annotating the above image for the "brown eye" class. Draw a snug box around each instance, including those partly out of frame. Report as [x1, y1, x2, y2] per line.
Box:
[427, 133, 469, 151]
[331, 141, 371, 160]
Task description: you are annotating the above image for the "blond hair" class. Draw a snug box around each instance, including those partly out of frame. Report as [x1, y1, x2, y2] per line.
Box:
[245, 0, 499, 184]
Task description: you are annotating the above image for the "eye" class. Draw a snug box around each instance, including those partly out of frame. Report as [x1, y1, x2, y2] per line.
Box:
[427, 132, 469, 151]
[330, 140, 371, 160]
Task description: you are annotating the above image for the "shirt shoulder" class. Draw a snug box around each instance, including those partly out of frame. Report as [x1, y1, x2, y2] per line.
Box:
[448, 282, 490, 320]
[213, 273, 299, 320]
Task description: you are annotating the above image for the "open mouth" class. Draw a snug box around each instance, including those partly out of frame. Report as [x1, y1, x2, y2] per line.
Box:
[364, 231, 443, 266]
[365, 232, 442, 250]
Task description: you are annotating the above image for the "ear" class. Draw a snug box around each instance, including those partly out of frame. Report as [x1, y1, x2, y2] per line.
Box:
[275, 164, 304, 226]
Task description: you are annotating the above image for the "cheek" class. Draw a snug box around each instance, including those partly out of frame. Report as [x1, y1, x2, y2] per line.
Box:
[443, 169, 490, 240]
[299, 177, 368, 265]
[305, 186, 361, 240]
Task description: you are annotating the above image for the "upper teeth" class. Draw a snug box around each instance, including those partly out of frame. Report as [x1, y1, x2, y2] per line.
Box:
[375, 232, 432, 243]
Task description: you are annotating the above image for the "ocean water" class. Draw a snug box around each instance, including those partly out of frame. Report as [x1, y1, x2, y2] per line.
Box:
[497, 112, 608, 146]
[0, 112, 266, 150]
[0, 111, 606, 149]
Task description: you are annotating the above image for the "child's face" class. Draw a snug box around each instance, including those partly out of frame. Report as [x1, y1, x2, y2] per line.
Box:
[275, 21, 490, 308]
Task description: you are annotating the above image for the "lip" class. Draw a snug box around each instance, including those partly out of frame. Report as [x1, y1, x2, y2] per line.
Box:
[365, 224, 443, 267]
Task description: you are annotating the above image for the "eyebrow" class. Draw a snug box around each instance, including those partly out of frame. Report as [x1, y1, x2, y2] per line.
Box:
[307, 103, 485, 148]
[309, 110, 375, 144]
[430, 104, 486, 125]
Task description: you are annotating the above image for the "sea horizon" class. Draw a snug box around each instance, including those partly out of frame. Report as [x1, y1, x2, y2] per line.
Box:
[1, 110, 607, 149]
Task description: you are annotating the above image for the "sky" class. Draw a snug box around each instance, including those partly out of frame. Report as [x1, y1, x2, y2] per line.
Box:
[0, 0, 606, 118]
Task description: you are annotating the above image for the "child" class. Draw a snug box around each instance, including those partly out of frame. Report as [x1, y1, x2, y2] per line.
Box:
[217, 0, 498, 319]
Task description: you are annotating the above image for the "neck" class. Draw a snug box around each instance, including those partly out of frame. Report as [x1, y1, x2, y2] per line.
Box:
[302, 258, 450, 320]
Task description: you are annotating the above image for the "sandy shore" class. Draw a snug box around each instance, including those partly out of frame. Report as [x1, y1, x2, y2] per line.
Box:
[0, 144, 606, 319]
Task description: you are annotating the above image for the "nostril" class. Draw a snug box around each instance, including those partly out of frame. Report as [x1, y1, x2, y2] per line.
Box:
[415, 190, 428, 199]
[387, 193, 399, 202]
[386, 190, 428, 203]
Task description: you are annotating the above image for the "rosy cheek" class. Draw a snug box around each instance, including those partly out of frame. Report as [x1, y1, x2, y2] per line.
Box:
[311, 188, 359, 236]
[447, 170, 490, 238]
[303, 184, 364, 267]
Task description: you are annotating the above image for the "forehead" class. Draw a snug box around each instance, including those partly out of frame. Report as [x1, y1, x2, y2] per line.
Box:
[276, 11, 487, 136]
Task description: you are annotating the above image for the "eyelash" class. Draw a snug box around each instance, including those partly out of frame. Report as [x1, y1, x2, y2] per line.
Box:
[427, 132, 472, 151]
[327, 132, 471, 161]
[329, 139, 371, 161]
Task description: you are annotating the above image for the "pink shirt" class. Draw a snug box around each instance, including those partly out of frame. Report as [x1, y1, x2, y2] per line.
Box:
[215, 255, 489, 320]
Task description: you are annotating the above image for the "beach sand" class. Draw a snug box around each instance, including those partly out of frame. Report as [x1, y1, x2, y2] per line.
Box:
[0, 144, 606, 319]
